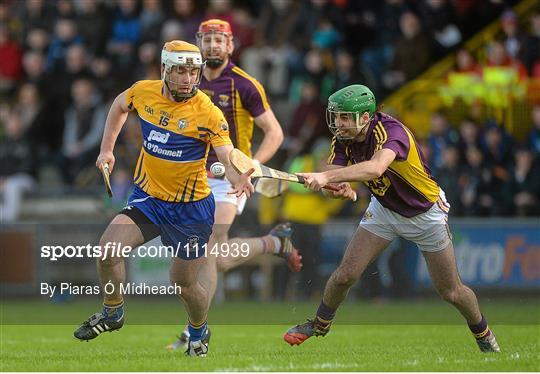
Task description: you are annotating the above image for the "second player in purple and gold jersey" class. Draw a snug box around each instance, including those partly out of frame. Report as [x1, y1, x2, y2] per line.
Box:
[284, 85, 500, 354]
[200, 59, 270, 168]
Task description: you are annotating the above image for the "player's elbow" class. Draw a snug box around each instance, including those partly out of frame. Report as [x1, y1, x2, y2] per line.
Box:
[270, 125, 284, 146]
[369, 161, 386, 179]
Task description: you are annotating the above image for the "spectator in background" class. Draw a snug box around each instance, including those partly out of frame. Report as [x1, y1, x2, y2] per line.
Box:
[436, 145, 462, 214]
[311, 17, 342, 51]
[457, 118, 482, 162]
[24, 27, 49, 54]
[383, 11, 433, 91]
[55, 0, 75, 18]
[90, 56, 116, 102]
[483, 40, 528, 79]
[22, 50, 46, 88]
[459, 147, 490, 216]
[441, 48, 483, 106]
[507, 148, 540, 216]
[205, 0, 235, 28]
[0, 24, 23, 96]
[48, 44, 93, 107]
[77, 0, 110, 56]
[229, 6, 256, 60]
[418, 0, 462, 57]
[288, 48, 333, 103]
[427, 112, 459, 174]
[10, 83, 43, 136]
[358, 0, 410, 94]
[15, 0, 55, 40]
[528, 104, 540, 155]
[500, 9, 527, 61]
[0, 106, 36, 222]
[171, 0, 203, 43]
[293, 0, 342, 50]
[480, 125, 514, 215]
[520, 12, 540, 77]
[326, 49, 367, 94]
[60, 78, 105, 184]
[241, 1, 300, 98]
[134, 42, 160, 80]
[160, 20, 184, 46]
[108, 0, 140, 70]
[140, 0, 164, 43]
[454, 48, 482, 75]
[286, 80, 327, 157]
[45, 18, 81, 73]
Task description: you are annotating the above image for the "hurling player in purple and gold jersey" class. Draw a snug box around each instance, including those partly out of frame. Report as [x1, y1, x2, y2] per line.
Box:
[73, 40, 254, 357]
[283, 85, 500, 353]
[166, 19, 302, 351]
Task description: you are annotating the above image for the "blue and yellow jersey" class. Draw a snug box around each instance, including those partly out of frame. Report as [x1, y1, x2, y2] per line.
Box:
[200, 61, 270, 169]
[126, 80, 232, 202]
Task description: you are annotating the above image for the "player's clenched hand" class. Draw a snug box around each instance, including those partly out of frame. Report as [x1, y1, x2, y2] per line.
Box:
[229, 168, 255, 198]
[96, 151, 115, 173]
[296, 172, 329, 191]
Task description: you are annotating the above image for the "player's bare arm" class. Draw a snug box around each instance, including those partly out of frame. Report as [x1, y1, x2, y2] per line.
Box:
[298, 149, 396, 191]
[96, 89, 130, 172]
[214, 144, 255, 197]
[251, 109, 284, 163]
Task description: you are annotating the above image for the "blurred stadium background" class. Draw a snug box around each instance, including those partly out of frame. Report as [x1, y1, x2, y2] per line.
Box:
[1, 0, 539, 360]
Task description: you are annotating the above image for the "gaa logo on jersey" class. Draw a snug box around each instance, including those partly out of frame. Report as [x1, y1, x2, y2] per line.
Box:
[218, 94, 230, 107]
[178, 119, 187, 130]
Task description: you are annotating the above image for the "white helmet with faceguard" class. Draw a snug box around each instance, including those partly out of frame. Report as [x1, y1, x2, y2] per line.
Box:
[161, 40, 204, 101]
[196, 19, 233, 69]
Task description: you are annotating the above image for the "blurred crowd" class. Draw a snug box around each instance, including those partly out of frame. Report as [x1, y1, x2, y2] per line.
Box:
[1, 0, 539, 222]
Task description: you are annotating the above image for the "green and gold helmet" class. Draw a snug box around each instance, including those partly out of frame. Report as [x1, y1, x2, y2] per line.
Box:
[326, 84, 376, 142]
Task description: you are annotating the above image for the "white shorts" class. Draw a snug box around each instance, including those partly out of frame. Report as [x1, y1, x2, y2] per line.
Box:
[208, 177, 247, 215]
[359, 190, 452, 252]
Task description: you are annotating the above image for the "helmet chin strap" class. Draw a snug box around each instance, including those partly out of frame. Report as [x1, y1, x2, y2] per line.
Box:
[163, 79, 189, 102]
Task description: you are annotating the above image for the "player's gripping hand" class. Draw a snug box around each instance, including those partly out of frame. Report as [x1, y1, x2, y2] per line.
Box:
[296, 172, 329, 191]
[96, 151, 115, 173]
[229, 168, 255, 198]
[322, 182, 357, 201]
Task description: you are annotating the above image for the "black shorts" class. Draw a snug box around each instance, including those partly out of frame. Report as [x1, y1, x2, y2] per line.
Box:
[120, 206, 161, 243]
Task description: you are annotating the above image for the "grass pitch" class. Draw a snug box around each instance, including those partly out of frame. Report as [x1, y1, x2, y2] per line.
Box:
[1, 299, 538, 371]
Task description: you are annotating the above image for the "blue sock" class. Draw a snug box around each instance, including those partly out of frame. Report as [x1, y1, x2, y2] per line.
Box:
[188, 320, 208, 342]
[102, 303, 124, 320]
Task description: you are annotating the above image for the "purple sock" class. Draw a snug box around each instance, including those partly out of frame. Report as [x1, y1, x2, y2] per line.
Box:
[316, 301, 336, 326]
[468, 314, 490, 339]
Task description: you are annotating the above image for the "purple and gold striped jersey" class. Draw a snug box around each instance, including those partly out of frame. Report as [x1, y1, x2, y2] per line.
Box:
[329, 112, 441, 217]
[200, 61, 270, 169]
[126, 80, 232, 202]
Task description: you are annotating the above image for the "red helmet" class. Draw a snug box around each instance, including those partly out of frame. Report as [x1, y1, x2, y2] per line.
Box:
[197, 19, 233, 37]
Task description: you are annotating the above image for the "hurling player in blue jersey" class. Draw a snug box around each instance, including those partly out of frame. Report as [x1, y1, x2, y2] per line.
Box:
[73, 40, 254, 357]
